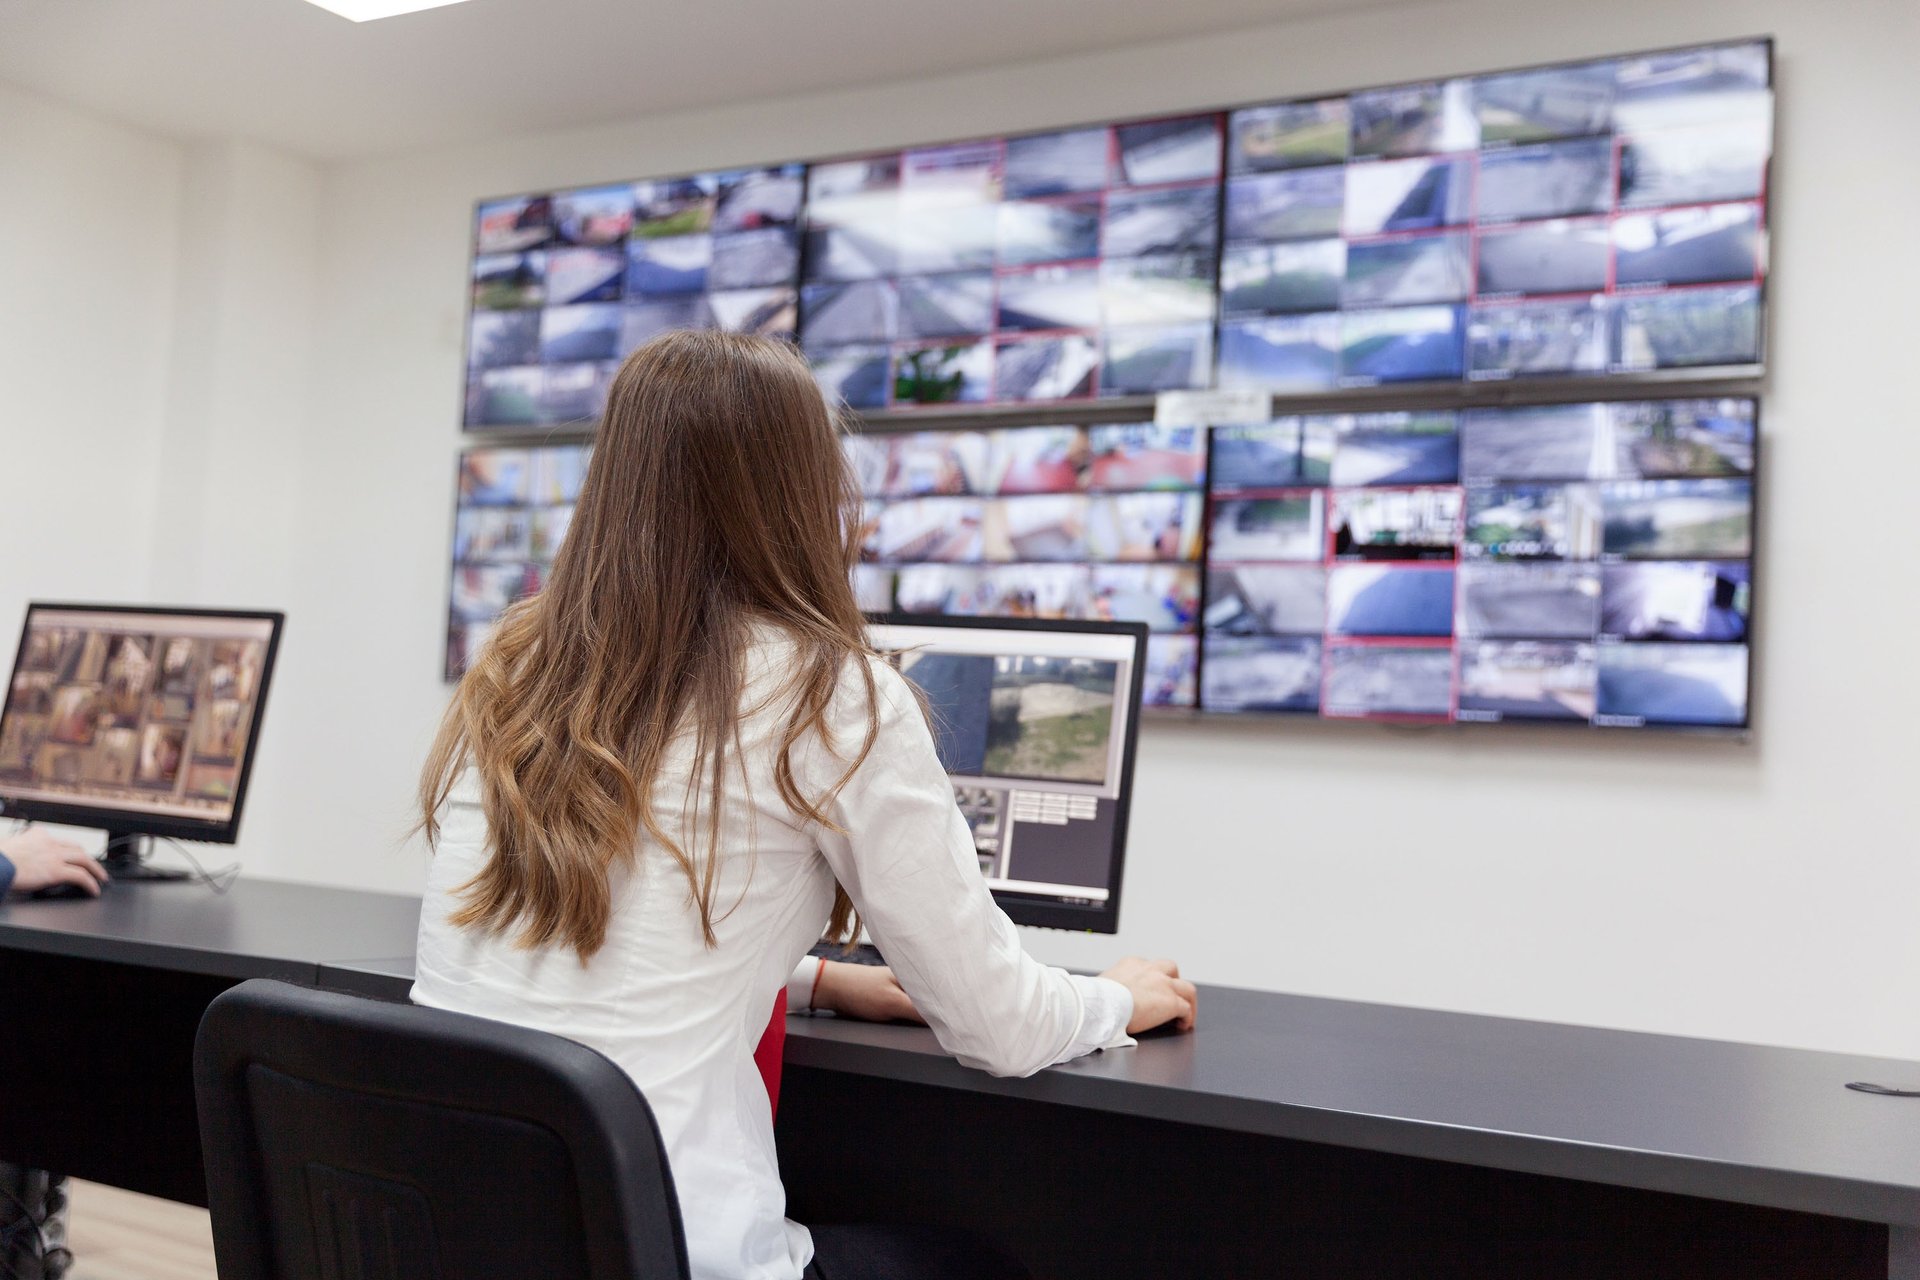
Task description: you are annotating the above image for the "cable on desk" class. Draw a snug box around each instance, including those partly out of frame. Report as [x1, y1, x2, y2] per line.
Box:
[155, 838, 241, 894]
[1845, 1080, 1920, 1097]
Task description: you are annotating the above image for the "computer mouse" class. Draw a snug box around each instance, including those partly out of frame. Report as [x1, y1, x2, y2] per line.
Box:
[27, 881, 104, 901]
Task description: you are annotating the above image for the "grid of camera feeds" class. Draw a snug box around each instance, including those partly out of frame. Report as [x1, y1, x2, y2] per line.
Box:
[449, 399, 1755, 729]
[446, 444, 590, 678]
[1218, 39, 1770, 390]
[0, 610, 276, 823]
[844, 397, 1752, 725]
[849, 424, 1206, 707]
[802, 116, 1223, 409]
[466, 165, 806, 429]
[1204, 396, 1755, 727]
[461, 39, 1769, 431]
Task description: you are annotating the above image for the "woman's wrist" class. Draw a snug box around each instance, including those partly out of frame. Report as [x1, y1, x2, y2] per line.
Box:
[810, 960, 922, 1024]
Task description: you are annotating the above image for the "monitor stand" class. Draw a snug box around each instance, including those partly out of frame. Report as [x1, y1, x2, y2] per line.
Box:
[99, 833, 191, 883]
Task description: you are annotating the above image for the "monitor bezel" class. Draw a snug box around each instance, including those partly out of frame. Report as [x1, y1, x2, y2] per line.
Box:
[867, 611, 1148, 933]
[0, 602, 287, 845]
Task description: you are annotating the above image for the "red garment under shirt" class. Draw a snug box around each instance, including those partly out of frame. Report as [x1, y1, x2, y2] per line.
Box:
[753, 992, 785, 1115]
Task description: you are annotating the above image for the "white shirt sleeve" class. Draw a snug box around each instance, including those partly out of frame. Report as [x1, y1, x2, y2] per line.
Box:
[1058, 973, 1138, 1060]
[787, 955, 823, 1013]
[801, 659, 1133, 1077]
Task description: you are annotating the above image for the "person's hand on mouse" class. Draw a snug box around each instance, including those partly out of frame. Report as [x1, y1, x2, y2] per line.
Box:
[1, 829, 108, 897]
[1100, 956, 1198, 1034]
[813, 961, 924, 1023]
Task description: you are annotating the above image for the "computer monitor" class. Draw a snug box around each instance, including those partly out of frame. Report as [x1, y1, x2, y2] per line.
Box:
[867, 614, 1146, 933]
[0, 603, 285, 877]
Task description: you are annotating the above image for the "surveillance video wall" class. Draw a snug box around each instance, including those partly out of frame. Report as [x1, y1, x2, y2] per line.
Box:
[1217, 40, 1770, 390]
[446, 41, 1769, 728]
[446, 444, 590, 677]
[450, 399, 1754, 728]
[801, 115, 1222, 409]
[466, 166, 805, 428]
[842, 396, 1754, 727]
[459, 38, 1770, 426]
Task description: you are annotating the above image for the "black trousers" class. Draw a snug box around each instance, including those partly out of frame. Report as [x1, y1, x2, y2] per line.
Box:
[802, 1224, 1031, 1280]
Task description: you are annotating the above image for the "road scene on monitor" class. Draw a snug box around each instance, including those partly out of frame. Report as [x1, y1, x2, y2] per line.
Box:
[1323, 645, 1454, 717]
[1457, 563, 1600, 638]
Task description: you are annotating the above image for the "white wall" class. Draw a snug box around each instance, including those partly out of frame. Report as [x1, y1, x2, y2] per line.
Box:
[149, 140, 319, 612]
[141, 140, 323, 869]
[22, 0, 1920, 1057]
[0, 111, 321, 865]
[0, 83, 182, 628]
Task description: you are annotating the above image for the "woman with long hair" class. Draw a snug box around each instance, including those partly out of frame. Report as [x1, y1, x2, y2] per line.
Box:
[413, 330, 1196, 1280]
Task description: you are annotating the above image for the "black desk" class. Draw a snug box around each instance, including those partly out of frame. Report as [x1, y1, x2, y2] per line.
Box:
[0, 878, 421, 982]
[0, 879, 420, 1203]
[7, 882, 1920, 1280]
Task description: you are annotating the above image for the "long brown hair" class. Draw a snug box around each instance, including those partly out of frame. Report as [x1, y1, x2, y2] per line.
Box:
[419, 330, 878, 959]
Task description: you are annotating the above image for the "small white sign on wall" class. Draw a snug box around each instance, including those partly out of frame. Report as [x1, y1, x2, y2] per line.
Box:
[1153, 388, 1272, 426]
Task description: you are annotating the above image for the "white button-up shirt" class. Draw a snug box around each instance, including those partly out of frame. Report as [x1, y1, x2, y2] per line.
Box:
[413, 632, 1132, 1280]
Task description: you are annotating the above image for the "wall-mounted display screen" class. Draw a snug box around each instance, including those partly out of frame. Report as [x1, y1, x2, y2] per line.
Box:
[447, 40, 1769, 732]
[840, 396, 1755, 727]
[848, 423, 1206, 707]
[1218, 40, 1770, 390]
[1201, 396, 1756, 727]
[450, 398, 1755, 730]
[445, 444, 589, 676]
[465, 165, 805, 429]
[459, 39, 1768, 427]
[800, 115, 1222, 410]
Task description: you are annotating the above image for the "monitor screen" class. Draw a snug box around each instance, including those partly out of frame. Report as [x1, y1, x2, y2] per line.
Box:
[458, 38, 1769, 424]
[801, 114, 1221, 409]
[0, 605, 284, 842]
[446, 443, 589, 678]
[846, 394, 1757, 730]
[1202, 395, 1757, 729]
[850, 423, 1203, 709]
[465, 165, 806, 429]
[867, 615, 1145, 932]
[451, 404, 1755, 733]
[1220, 39, 1771, 391]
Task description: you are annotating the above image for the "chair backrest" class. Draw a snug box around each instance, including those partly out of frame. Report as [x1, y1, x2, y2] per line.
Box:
[193, 979, 690, 1280]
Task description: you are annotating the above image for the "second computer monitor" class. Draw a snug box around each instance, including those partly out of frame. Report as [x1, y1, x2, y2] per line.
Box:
[867, 614, 1146, 933]
[0, 603, 283, 848]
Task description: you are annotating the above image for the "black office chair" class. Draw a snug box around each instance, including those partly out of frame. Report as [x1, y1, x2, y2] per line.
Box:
[193, 979, 690, 1280]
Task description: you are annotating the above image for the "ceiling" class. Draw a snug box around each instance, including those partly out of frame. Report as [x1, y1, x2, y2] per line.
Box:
[0, 0, 1395, 162]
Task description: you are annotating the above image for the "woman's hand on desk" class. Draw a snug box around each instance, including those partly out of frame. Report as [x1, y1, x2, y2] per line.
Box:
[815, 961, 925, 1024]
[1101, 957, 1198, 1034]
[811, 956, 1198, 1033]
